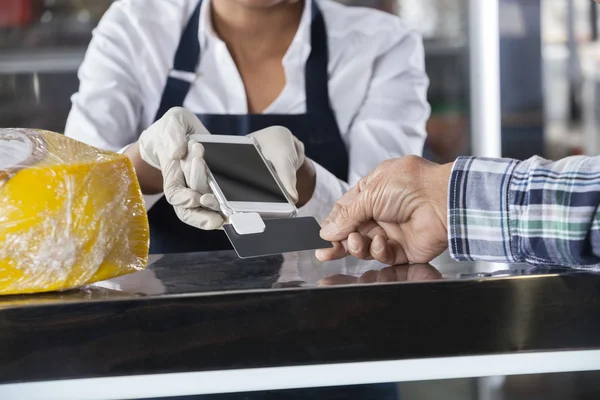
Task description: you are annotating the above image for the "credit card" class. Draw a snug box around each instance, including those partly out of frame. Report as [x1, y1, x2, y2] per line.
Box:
[224, 216, 333, 259]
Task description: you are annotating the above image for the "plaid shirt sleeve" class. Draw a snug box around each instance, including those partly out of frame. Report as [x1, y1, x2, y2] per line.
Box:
[448, 155, 600, 267]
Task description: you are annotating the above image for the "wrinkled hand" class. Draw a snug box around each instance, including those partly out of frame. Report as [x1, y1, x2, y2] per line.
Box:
[318, 264, 443, 286]
[138, 107, 224, 230]
[316, 156, 452, 265]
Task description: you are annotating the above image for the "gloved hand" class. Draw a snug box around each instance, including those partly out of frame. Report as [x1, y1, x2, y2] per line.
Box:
[249, 126, 305, 203]
[138, 107, 224, 230]
[181, 126, 306, 220]
[316, 156, 452, 265]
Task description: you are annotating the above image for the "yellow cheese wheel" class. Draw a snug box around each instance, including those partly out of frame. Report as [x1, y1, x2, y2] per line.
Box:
[0, 128, 149, 295]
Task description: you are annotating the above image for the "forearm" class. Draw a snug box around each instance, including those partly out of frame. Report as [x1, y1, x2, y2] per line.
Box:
[449, 155, 600, 267]
[124, 141, 164, 194]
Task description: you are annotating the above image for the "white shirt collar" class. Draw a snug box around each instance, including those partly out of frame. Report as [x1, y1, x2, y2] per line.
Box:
[198, 0, 312, 65]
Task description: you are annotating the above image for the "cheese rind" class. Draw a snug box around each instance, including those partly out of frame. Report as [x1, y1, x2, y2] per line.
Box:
[0, 128, 149, 295]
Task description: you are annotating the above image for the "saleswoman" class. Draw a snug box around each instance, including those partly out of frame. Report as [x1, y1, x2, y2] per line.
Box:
[64, 0, 429, 255]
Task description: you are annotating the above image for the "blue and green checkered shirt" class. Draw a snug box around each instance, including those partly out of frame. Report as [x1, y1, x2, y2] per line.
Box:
[449, 156, 600, 267]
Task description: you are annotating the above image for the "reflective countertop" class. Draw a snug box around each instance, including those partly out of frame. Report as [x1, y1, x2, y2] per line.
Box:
[0, 251, 576, 307]
[0, 250, 599, 385]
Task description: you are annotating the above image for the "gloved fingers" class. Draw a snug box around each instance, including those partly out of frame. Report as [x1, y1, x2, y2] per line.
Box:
[293, 135, 306, 165]
[200, 193, 221, 212]
[166, 187, 205, 209]
[181, 140, 211, 194]
[139, 108, 210, 171]
[250, 125, 293, 148]
[251, 126, 305, 169]
[186, 139, 205, 159]
[166, 106, 212, 137]
[161, 116, 189, 161]
[162, 159, 202, 208]
[173, 205, 224, 230]
[250, 126, 304, 203]
[189, 153, 211, 194]
[267, 158, 299, 203]
[160, 107, 212, 161]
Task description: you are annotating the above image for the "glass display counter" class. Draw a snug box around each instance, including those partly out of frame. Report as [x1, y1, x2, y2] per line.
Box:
[0, 250, 598, 399]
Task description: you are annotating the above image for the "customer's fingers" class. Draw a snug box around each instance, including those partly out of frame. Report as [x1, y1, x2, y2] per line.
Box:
[320, 189, 376, 241]
[315, 241, 348, 261]
[370, 235, 408, 265]
[320, 183, 362, 228]
[347, 232, 373, 260]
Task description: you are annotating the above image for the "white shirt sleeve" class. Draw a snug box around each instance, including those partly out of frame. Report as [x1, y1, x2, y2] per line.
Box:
[298, 30, 430, 222]
[64, 4, 145, 152]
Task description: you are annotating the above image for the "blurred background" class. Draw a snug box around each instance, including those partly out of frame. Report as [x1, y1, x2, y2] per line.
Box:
[2, 1, 600, 398]
[3, 0, 599, 162]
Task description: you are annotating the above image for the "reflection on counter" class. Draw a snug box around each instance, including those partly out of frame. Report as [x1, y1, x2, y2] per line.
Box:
[0, 249, 584, 310]
[319, 263, 444, 286]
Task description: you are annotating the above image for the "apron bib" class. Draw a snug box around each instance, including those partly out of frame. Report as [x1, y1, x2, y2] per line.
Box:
[148, 0, 348, 254]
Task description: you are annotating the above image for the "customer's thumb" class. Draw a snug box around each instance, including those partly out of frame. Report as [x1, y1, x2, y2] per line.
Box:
[320, 191, 373, 241]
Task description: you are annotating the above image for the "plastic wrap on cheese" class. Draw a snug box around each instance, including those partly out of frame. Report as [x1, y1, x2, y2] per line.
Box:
[0, 128, 149, 295]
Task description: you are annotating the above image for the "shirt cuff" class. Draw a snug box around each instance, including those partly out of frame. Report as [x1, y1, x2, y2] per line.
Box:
[297, 161, 347, 224]
[448, 156, 520, 263]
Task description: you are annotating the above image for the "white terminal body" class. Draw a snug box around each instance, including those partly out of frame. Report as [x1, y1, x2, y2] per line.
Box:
[229, 213, 266, 235]
[189, 134, 297, 235]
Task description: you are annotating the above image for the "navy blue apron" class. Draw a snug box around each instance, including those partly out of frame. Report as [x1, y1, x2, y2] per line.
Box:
[147, 0, 349, 254]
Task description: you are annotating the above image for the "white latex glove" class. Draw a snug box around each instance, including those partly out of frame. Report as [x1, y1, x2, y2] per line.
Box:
[181, 126, 306, 218]
[249, 126, 305, 203]
[138, 107, 224, 230]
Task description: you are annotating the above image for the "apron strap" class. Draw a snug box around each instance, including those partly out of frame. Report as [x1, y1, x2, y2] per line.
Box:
[305, 1, 332, 115]
[154, 0, 203, 121]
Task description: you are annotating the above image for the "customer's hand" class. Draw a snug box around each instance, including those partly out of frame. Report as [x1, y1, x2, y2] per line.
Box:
[319, 264, 443, 286]
[316, 156, 452, 264]
[136, 107, 224, 230]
